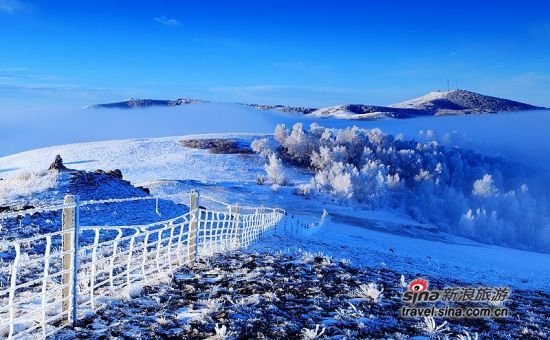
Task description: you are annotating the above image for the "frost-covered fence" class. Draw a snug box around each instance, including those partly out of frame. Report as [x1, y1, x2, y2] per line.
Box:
[0, 191, 284, 339]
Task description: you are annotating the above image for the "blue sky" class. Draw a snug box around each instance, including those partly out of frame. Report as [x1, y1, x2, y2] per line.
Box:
[1, 0, 549, 108]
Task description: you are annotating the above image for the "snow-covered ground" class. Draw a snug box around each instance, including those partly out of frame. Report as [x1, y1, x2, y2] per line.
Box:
[0, 135, 269, 185]
[59, 251, 549, 339]
[1, 132, 549, 291]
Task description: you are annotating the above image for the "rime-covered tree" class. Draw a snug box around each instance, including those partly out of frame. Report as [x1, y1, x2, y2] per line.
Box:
[265, 153, 287, 186]
[252, 123, 550, 252]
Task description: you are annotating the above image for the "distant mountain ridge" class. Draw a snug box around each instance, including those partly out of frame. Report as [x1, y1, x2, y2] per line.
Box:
[297, 89, 546, 119]
[83, 98, 207, 109]
[242, 103, 317, 114]
[85, 89, 547, 119]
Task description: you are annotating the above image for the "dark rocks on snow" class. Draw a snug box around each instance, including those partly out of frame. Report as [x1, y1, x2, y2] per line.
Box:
[95, 168, 123, 180]
[108, 169, 123, 180]
[48, 155, 67, 171]
[180, 138, 253, 154]
[137, 186, 150, 194]
[69, 170, 151, 197]
[47, 155, 123, 181]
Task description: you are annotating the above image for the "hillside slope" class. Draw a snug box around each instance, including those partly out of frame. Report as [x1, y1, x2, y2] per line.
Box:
[306, 104, 432, 119]
[390, 89, 544, 115]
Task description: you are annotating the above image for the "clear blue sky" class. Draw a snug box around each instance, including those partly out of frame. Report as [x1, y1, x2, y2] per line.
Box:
[1, 0, 549, 108]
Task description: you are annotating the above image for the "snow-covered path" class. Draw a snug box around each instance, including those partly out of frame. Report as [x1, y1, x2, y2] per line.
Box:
[253, 214, 550, 291]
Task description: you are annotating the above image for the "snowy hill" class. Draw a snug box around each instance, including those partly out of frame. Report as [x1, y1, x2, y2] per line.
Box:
[389, 89, 545, 115]
[243, 103, 317, 115]
[306, 104, 431, 119]
[84, 89, 547, 118]
[0, 155, 186, 242]
[84, 98, 207, 109]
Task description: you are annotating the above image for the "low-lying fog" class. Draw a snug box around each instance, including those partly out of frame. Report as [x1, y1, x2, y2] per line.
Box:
[1, 103, 548, 173]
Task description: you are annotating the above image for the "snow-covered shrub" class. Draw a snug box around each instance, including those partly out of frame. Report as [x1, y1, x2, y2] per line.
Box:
[262, 291, 279, 301]
[314, 162, 355, 198]
[300, 251, 317, 264]
[251, 138, 276, 158]
[210, 323, 235, 340]
[274, 123, 317, 166]
[417, 317, 449, 336]
[156, 315, 170, 325]
[198, 298, 223, 313]
[335, 302, 365, 320]
[353, 283, 383, 303]
[265, 153, 287, 186]
[472, 174, 498, 197]
[319, 256, 332, 266]
[301, 325, 325, 339]
[400, 275, 407, 289]
[295, 182, 313, 196]
[339, 258, 351, 266]
[252, 123, 550, 252]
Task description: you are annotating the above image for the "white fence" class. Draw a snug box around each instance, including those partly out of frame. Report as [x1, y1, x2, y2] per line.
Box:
[0, 191, 285, 339]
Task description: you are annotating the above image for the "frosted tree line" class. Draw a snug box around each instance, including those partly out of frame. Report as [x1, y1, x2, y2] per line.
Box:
[252, 123, 550, 252]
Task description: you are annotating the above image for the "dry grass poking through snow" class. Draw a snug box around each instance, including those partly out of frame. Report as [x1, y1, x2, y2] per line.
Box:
[62, 251, 549, 339]
[0, 170, 58, 206]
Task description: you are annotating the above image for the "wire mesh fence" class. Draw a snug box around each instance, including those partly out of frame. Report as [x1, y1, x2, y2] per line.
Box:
[0, 191, 284, 339]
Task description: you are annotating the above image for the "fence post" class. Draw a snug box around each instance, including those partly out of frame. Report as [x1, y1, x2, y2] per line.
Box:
[188, 190, 199, 262]
[61, 194, 79, 325]
[260, 205, 265, 228]
[233, 205, 240, 247]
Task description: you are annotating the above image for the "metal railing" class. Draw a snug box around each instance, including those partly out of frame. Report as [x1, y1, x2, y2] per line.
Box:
[0, 190, 284, 339]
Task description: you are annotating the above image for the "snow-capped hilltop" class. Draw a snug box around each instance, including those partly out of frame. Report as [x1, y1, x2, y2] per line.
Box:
[390, 89, 545, 115]
[307, 104, 432, 119]
[84, 98, 207, 109]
